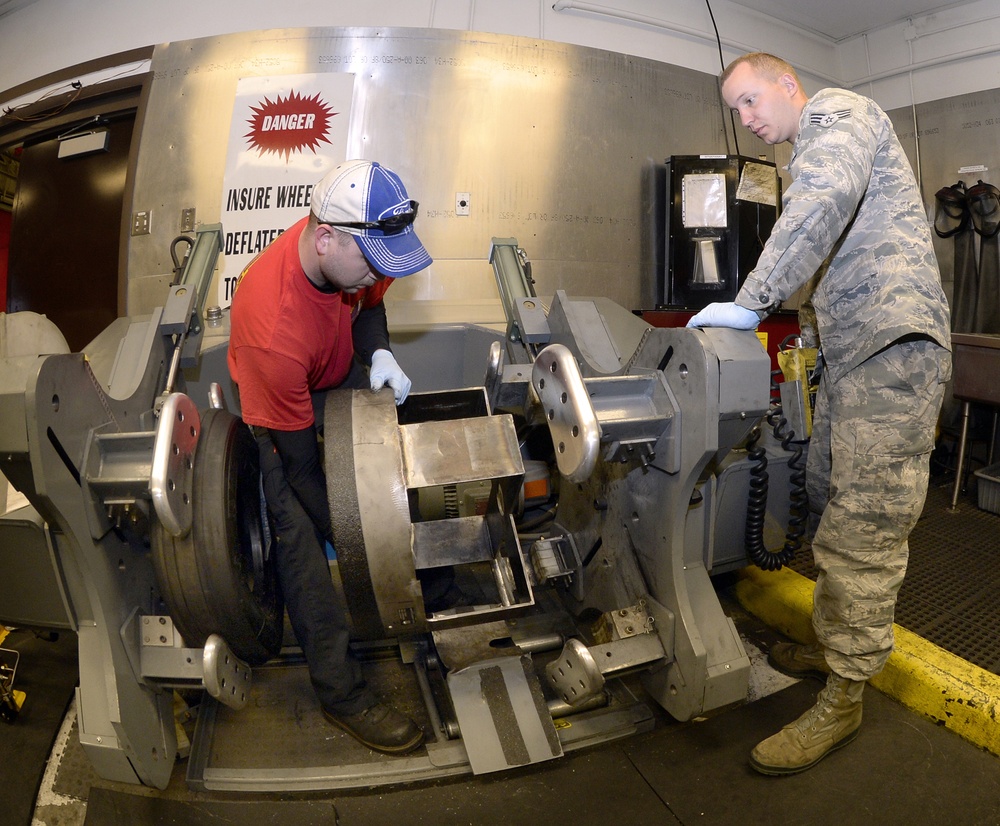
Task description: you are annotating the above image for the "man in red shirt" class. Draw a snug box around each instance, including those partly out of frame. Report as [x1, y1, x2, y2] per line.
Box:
[228, 159, 431, 753]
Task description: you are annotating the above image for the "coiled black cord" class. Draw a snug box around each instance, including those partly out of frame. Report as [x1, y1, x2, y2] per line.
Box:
[744, 424, 772, 566]
[169, 235, 195, 285]
[744, 376, 809, 570]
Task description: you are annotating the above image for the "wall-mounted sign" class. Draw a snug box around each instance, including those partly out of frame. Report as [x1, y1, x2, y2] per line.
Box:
[218, 72, 355, 307]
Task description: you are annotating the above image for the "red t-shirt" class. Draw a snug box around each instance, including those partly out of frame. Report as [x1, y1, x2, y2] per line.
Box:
[227, 217, 390, 430]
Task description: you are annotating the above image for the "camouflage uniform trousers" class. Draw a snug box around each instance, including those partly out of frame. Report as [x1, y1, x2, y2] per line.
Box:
[805, 337, 951, 681]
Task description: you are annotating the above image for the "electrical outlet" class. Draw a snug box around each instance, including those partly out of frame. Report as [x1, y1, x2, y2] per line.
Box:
[132, 211, 150, 236]
[456, 192, 471, 216]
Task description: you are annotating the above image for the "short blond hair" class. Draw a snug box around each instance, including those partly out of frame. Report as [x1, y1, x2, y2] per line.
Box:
[720, 52, 800, 87]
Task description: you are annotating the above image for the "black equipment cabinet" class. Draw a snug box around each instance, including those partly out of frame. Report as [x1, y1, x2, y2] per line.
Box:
[661, 155, 779, 310]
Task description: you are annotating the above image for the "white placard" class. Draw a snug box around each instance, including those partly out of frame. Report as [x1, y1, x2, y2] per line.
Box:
[217, 73, 355, 307]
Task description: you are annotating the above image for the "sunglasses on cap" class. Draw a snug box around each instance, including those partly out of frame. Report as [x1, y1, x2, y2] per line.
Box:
[319, 201, 419, 234]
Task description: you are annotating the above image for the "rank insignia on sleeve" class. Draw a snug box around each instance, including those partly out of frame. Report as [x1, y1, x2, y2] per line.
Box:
[810, 109, 852, 128]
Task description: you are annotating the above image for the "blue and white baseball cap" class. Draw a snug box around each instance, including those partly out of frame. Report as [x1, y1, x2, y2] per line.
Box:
[311, 159, 432, 277]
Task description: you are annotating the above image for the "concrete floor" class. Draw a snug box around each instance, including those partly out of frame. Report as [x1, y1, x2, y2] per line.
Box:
[24, 479, 1000, 826]
[27, 589, 1000, 826]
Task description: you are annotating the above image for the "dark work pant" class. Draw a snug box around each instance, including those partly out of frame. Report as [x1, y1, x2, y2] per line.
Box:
[256, 426, 374, 715]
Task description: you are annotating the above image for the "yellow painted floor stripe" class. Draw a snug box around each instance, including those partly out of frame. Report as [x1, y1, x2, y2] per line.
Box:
[736, 566, 1000, 758]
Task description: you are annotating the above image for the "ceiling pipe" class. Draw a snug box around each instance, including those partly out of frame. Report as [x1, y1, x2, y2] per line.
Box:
[551, 0, 841, 84]
[847, 43, 1000, 90]
[552, 0, 1000, 95]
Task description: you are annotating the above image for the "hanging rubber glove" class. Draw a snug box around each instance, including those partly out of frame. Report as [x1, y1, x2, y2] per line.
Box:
[370, 349, 412, 404]
[686, 302, 760, 330]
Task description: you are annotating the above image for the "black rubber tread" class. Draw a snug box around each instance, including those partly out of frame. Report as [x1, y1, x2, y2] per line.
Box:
[151, 408, 282, 665]
[324, 389, 384, 639]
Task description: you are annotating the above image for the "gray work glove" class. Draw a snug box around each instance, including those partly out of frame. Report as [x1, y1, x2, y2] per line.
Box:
[686, 302, 760, 330]
[369, 349, 412, 404]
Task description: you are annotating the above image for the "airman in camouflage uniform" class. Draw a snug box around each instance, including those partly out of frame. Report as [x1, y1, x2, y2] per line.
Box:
[687, 52, 951, 775]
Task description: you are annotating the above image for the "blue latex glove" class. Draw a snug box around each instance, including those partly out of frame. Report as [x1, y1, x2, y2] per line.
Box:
[370, 349, 412, 404]
[686, 302, 760, 330]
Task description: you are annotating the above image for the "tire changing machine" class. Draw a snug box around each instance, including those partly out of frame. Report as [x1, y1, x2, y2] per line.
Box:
[0, 231, 784, 791]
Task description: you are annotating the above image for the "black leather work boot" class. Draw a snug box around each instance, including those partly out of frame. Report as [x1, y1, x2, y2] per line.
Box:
[768, 641, 833, 681]
[323, 701, 424, 754]
[750, 674, 864, 776]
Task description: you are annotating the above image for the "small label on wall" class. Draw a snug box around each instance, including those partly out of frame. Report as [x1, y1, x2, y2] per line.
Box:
[958, 165, 989, 174]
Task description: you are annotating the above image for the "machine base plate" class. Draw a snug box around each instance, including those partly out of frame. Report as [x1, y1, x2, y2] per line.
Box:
[186, 652, 654, 792]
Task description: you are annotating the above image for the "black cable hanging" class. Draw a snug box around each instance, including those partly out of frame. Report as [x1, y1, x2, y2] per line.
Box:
[744, 370, 808, 570]
[705, 0, 741, 157]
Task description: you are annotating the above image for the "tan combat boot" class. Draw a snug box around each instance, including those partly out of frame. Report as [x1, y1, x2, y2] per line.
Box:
[750, 674, 864, 775]
[768, 641, 833, 681]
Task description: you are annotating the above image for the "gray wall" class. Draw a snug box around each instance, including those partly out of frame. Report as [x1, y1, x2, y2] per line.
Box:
[128, 26, 773, 324]
[886, 92, 1000, 424]
[890, 89, 1000, 303]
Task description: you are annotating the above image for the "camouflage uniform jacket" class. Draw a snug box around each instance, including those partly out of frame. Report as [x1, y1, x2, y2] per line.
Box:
[735, 88, 951, 384]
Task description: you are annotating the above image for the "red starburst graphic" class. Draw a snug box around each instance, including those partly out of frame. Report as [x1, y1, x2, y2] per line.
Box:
[244, 91, 336, 161]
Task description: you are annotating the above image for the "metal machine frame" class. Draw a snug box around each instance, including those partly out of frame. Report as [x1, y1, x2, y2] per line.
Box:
[0, 232, 782, 790]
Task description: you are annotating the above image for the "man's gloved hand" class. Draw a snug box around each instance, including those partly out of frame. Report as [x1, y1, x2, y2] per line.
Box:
[685, 302, 760, 330]
[370, 349, 412, 404]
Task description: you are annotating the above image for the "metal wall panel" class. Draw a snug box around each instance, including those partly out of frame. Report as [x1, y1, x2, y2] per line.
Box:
[131, 27, 771, 321]
[889, 90, 1000, 299]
